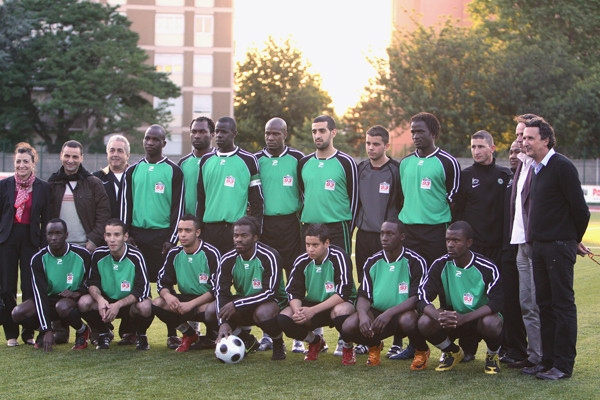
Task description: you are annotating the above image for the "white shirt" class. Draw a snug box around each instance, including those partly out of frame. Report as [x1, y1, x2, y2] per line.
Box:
[510, 153, 534, 245]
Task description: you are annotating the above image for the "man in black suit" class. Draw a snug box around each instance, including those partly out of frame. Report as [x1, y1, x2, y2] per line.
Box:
[521, 117, 590, 380]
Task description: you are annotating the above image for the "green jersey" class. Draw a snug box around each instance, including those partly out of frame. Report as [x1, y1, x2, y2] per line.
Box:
[122, 157, 184, 244]
[178, 151, 213, 215]
[359, 247, 426, 312]
[398, 148, 460, 225]
[418, 252, 502, 315]
[286, 245, 355, 304]
[31, 244, 91, 332]
[216, 242, 287, 323]
[157, 241, 221, 296]
[255, 147, 304, 216]
[87, 244, 150, 301]
[298, 151, 358, 228]
[197, 147, 263, 224]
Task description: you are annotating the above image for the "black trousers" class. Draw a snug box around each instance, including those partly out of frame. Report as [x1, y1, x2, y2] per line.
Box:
[130, 227, 171, 283]
[355, 230, 381, 285]
[403, 223, 447, 267]
[499, 245, 527, 360]
[0, 224, 37, 339]
[532, 239, 578, 375]
[261, 214, 302, 278]
[201, 222, 234, 256]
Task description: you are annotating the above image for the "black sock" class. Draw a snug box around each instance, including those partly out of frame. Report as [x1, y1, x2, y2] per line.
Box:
[333, 315, 350, 341]
[258, 317, 282, 338]
[442, 342, 460, 353]
[182, 326, 195, 336]
[151, 305, 183, 336]
[64, 309, 83, 331]
[135, 315, 154, 336]
[81, 311, 109, 334]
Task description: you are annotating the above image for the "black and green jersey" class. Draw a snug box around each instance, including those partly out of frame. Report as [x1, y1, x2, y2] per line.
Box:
[121, 157, 184, 244]
[286, 245, 355, 303]
[178, 150, 214, 215]
[417, 252, 502, 314]
[255, 147, 304, 216]
[87, 244, 150, 302]
[31, 244, 91, 332]
[197, 147, 263, 224]
[358, 248, 426, 312]
[215, 242, 287, 323]
[298, 150, 358, 228]
[398, 148, 460, 225]
[157, 241, 221, 296]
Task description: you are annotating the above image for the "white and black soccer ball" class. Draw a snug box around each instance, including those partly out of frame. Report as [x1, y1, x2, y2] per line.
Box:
[215, 335, 246, 364]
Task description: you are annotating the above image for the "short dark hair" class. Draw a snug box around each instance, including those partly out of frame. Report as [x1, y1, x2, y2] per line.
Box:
[180, 214, 201, 230]
[447, 221, 474, 240]
[14, 142, 38, 163]
[61, 140, 83, 154]
[515, 113, 540, 124]
[217, 116, 237, 132]
[105, 218, 128, 234]
[382, 218, 405, 234]
[472, 130, 494, 147]
[366, 125, 389, 144]
[313, 115, 336, 131]
[524, 117, 555, 149]
[233, 216, 260, 236]
[47, 218, 67, 233]
[303, 224, 330, 244]
[410, 112, 441, 139]
[190, 116, 215, 133]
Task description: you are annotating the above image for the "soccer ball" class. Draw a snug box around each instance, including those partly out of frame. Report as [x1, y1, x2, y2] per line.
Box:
[215, 335, 246, 364]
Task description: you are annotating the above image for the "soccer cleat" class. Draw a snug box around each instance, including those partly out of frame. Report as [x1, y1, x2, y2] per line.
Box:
[96, 333, 111, 350]
[176, 332, 199, 352]
[117, 333, 137, 346]
[355, 344, 369, 355]
[292, 339, 305, 353]
[321, 339, 329, 353]
[410, 349, 431, 370]
[136, 335, 150, 351]
[243, 334, 259, 354]
[33, 333, 43, 349]
[167, 335, 182, 349]
[271, 341, 287, 361]
[304, 335, 324, 361]
[436, 347, 464, 371]
[333, 339, 344, 357]
[72, 325, 90, 350]
[258, 336, 273, 351]
[366, 342, 384, 366]
[484, 353, 501, 374]
[189, 335, 216, 350]
[386, 344, 402, 358]
[341, 346, 357, 365]
[389, 343, 415, 360]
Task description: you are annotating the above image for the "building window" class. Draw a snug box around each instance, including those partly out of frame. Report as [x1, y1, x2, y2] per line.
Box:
[155, 53, 184, 86]
[195, 0, 215, 7]
[156, 0, 185, 5]
[194, 15, 214, 47]
[193, 55, 213, 87]
[107, 0, 126, 5]
[155, 14, 184, 47]
[193, 95, 212, 118]
[155, 96, 183, 128]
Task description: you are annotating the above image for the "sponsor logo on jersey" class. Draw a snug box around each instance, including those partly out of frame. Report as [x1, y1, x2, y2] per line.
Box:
[66, 273, 74, 285]
[244, 263, 249, 269]
[272, 160, 278, 166]
[121, 280, 131, 292]
[155, 181, 165, 194]
[199, 273, 209, 284]
[252, 278, 262, 289]
[224, 176, 235, 188]
[318, 162, 324, 168]
[283, 175, 293, 187]
[455, 270, 462, 277]
[420, 177, 431, 190]
[57, 259, 63, 265]
[220, 159, 226, 165]
[379, 181, 390, 194]
[188, 257, 193, 263]
[113, 264, 119, 270]
[324, 281, 335, 293]
[418, 160, 424, 166]
[472, 178, 480, 188]
[148, 166, 154, 172]
[507, 178, 513, 188]
[463, 292, 474, 306]
[325, 179, 336, 191]
[399, 281, 408, 294]
[315, 266, 321, 273]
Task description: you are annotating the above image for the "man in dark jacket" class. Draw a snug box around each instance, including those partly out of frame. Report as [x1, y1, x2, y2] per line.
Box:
[93, 135, 130, 219]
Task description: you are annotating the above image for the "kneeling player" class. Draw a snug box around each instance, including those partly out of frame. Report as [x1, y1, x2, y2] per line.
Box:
[153, 215, 220, 352]
[417, 221, 503, 373]
[12, 219, 91, 352]
[78, 219, 153, 350]
[214, 217, 288, 360]
[342, 219, 429, 368]
[278, 224, 356, 364]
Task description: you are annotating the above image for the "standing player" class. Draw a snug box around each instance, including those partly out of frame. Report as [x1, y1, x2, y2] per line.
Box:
[153, 215, 220, 352]
[178, 117, 215, 216]
[417, 221, 503, 374]
[254, 117, 305, 352]
[214, 217, 287, 361]
[78, 219, 153, 350]
[342, 219, 429, 368]
[298, 115, 357, 254]
[355, 125, 403, 357]
[11, 219, 91, 352]
[278, 224, 356, 365]
[196, 117, 263, 255]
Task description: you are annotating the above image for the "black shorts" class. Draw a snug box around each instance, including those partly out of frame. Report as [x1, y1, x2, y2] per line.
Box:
[444, 314, 502, 341]
[227, 296, 282, 326]
[261, 214, 302, 276]
[301, 300, 335, 328]
[106, 297, 134, 320]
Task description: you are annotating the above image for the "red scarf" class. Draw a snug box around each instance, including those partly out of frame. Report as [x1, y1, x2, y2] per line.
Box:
[14, 173, 35, 222]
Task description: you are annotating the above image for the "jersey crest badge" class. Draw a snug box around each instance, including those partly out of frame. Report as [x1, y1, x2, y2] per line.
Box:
[224, 176, 235, 187]
[252, 278, 262, 289]
[379, 182, 390, 194]
[420, 177, 431, 190]
[66, 273, 74, 285]
[283, 175, 293, 187]
[324, 281, 335, 293]
[199, 273, 209, 284]
[398, 281, 408, 294]
[497, 178, 504, 184]
[121, 280, 131, 292]
[325, 179, 336, 191]
[155, 181, 165, 194]
[463, 292, 474, 306]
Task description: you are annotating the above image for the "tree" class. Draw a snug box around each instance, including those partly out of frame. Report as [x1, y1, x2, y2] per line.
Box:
[234, 37, 333, 153]
[0, 0, 180, 152]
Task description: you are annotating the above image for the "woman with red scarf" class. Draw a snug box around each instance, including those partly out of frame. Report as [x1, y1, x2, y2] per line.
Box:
[0, 143, 50, 346]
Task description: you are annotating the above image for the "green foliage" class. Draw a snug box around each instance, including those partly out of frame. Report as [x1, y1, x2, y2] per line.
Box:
[234, 37, 333, 153]
[0, 0, 180, 152]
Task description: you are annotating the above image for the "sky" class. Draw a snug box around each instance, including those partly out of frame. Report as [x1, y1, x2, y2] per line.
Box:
[233, 0, 393, 116]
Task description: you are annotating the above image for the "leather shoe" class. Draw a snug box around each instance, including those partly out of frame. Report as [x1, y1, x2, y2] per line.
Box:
[508, 359, 535, 369]
[536, 367, 571, 380]
[521, 363, 550, 375]
[499, 354, 517, 364]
